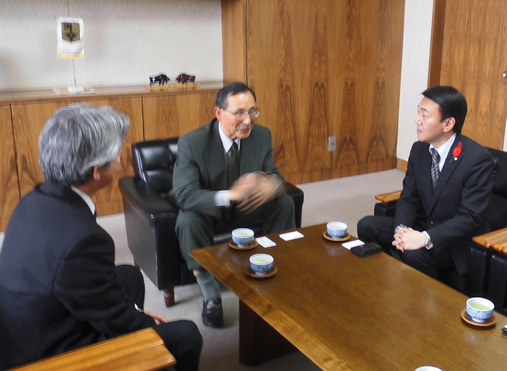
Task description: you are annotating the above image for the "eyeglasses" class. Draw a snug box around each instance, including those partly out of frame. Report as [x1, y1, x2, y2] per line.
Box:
[222, 107, 261, 120]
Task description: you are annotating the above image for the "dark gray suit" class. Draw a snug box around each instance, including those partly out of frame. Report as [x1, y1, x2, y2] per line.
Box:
[358, 134, 494, 278]
[173, 119, 295, 269]
[0, 183, 201, 370]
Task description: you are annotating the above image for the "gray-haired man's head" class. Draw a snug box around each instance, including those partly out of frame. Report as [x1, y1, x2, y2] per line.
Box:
[39, 103, 130, 187]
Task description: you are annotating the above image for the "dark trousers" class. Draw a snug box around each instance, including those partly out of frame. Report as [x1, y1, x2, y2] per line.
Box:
[176, 193, 295, 270]
[116, 265, 203, 371]
[357, 216, 455, 280]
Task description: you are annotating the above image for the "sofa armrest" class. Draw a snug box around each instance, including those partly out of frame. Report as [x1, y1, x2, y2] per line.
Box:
[119, 177, 183, 288]
[473, 227, 507, 252]
[119, 177, 178, 227]
[9, 328, 175, 371]
[375, 190, 402, 203]
[284, 181, 304, 228]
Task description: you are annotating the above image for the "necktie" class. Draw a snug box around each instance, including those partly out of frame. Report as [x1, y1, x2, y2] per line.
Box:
[228, 142, 240, 185]
[430, 148, 440, 188]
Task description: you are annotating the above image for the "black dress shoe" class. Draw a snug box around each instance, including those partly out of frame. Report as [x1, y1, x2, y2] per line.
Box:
[202, 298, 223, 328]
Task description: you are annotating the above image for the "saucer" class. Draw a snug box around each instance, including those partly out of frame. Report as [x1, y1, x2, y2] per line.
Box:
[229, 239, 258, 250]
[323, 231, 351, 242]
[245, 266, 277, 278]
[461, 309, 497, 327]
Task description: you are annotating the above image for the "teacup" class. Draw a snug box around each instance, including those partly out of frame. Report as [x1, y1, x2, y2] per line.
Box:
[326, 221, 348, 239]
[249, 253, 274, 276]
[466, 297, 494, 323]
[232, 228, 254, 247]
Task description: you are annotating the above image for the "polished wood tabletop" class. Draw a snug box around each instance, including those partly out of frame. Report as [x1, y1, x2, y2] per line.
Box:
[191, 223, 507, 371]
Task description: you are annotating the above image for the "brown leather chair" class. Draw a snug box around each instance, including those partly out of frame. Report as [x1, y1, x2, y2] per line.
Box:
[119, 137, 304, 306]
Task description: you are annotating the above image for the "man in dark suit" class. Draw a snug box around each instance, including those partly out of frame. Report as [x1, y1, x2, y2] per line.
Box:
[357, 85, 494, 285]
[0, 104, 202, 370]
[173, 82, 295, 328]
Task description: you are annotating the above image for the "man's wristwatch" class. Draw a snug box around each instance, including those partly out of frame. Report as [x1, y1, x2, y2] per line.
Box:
[422, 231, 434, 250]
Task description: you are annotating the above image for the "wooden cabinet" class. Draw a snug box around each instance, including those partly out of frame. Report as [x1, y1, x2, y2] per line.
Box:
[0, 105, 19, 232]
[0, 84, 221, 230]
[11, 98, 144, 217]
[222, 0, 405, 183]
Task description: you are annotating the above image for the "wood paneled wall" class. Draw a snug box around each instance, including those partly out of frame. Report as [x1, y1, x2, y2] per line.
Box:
[429, 0, 507, 149]
[143, 93, 217, 140]
[223, 0, 405, 184]
[0, 105, 19, 231]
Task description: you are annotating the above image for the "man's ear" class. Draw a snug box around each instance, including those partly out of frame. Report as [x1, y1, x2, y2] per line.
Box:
[443, 117, 456, 133]
[214, 106, 222, 121]
[92, 165, 101, 181]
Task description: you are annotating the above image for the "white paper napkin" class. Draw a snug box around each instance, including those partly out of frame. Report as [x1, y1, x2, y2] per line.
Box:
[279, 231, 304, 241]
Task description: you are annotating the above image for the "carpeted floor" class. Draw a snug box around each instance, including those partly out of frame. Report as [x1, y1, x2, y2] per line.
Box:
[0, 169, 405, 370]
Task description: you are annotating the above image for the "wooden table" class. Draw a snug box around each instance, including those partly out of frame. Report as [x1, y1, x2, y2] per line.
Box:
[191, 224, 507, 370]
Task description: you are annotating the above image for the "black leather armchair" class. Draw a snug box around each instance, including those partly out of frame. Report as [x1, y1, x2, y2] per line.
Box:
[373, 147, 507, 297]
[119, 138, 304, 306]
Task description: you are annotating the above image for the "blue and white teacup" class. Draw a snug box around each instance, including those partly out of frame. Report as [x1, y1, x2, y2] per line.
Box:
[232, 228, 254, 247]
[466, 297, 494, 323]
[326, 221, 348, 239]
[249, 253, 274, 276]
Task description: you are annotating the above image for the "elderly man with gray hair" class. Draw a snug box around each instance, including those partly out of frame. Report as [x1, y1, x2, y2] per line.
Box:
[0, 104, 202, 371]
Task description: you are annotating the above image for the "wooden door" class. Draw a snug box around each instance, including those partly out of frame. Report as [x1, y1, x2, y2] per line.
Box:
[430, 0, 507, 149]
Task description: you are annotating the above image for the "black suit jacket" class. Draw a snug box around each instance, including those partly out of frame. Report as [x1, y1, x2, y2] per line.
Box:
[0, 183, 154, 369]
[395, 134, 494, 274]
[173, 118, 282, 218]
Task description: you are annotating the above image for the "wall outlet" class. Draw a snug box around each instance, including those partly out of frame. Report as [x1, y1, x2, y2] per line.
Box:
[328, 136, 337, 152]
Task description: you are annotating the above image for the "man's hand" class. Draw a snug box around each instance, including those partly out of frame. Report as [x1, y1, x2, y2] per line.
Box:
[392, 227, 426, 252]
[144, 310, 167, 326]
[229, 172, 281, 212]
[229, 173, 258, 203]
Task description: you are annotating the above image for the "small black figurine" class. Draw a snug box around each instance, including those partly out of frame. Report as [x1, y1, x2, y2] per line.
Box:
[149, 73, 171, 86]
[176, 73, 196, 84]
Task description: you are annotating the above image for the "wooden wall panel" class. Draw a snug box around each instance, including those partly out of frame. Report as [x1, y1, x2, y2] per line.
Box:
[245, 0, 404, 182]
[143, 92, 218, 140]
[222, 0, 247, 83]
[11, 98, 143, 217]
[0, 105, 20, 231]
[434, 0, 507, 149]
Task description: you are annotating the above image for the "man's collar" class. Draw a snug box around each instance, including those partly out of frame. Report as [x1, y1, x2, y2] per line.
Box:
[71, 186, 96, 215]
[218, 121, 241, 152]
[429, 133, 456, 164]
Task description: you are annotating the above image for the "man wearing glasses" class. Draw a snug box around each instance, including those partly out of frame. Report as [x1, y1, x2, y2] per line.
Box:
[173, 82, 295, 328]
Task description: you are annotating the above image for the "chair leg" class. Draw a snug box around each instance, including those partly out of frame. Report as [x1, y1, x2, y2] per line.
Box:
[163, 288, 175, 307]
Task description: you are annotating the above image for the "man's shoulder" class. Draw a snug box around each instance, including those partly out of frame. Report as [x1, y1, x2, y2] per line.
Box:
[457, 135, 492, 161]
[11, 183, 100, 233]
[251, 124, 271, 135]
[459, 135, 487, 150]
[180, 119, 216, 143]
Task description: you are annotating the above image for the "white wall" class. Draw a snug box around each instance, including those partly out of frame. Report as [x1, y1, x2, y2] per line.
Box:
[396, 0, 434, 161]
[0, 0, 223, 90]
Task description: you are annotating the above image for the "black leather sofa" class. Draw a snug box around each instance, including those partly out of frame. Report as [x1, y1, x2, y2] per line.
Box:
[373, 146, 507, 298]
[119, 138, 304, 306]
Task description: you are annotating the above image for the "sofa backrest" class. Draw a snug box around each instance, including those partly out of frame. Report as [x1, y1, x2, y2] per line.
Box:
[484, 147, 507, 230]
[132, 138, 179, 195]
